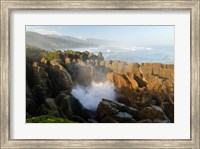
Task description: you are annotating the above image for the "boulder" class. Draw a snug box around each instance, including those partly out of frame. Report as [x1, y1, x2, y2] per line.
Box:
[161, 102, 174, 122]
[70, 115, 86, 123]
[36, 98, 61, 118]
[88, 119, 99, 123]
[106, 72, 133, 93]
[138, 119, 152, 123]
[138, 105, 170, 122]
[153, 119, 170, 123]
[26, 82, 36, 117]
[107, 72, 138, 107]
[96, 99, 139, 122]
[112, 112, 136, 123]
[101, 116, 119, 123]
[55, 93, 93, 121]
[135, 93, 153, 107]
[48, 64, 73, 94]
[96, 99, 119, 120]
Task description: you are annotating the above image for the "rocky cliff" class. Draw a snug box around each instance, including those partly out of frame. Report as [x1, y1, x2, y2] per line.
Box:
[26, 47, 174, 123]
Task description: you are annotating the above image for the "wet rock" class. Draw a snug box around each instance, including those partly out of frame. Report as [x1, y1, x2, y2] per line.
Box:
[138, 105, 169, 121]
[26, 82, 36, 116]
[161, 102, 174, 122]
[48, 64, 72, 94]
[101, 116, 119, 123]
[70, 115, 86, 123]
[88, 119, 99, 123]
[112, 112, 136, 123]
[135, 93, 153, 107]
[153, 118, 170, 123]
[138, 119, 152, 123]
[37, 98, 61, 117]
[55, 93, 93, 121]
[96, 99, 139, 122]
[96, 99, 119, 120]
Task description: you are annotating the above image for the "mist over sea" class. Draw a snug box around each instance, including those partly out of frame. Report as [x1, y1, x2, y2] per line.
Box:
[63, 45, 174, 64]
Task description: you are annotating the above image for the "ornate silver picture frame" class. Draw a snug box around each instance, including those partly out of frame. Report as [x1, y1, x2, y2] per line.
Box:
[1, 0, 199, 148]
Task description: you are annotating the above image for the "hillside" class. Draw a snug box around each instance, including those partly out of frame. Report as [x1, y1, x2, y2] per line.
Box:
[26, 32, 97, 50]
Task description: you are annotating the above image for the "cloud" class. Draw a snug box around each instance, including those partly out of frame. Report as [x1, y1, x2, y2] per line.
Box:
[31, 29, 62, 35]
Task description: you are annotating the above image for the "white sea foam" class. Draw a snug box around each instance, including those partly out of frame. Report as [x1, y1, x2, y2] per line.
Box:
[71, 81, 116, 111]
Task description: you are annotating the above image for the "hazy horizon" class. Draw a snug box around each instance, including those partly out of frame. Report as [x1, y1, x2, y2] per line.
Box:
[26, 25, 174, 47]
[26, 25, 174, 64]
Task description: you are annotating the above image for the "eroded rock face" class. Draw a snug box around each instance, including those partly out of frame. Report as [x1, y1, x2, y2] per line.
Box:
[139, 104, 170, 122]
[96, 99, 139, 122]
[96, 99, 170, 123]
[145, 75, 163, 92]
[103, 62, 174, 122]
[36, 98, 61, 118]
[48, 65, 72, 95]
[26, 49, 174, 123]
[106, 72, 133, 91]
[26, 82, 36, 118]
[124, 63, 140, 74]
[55, 93, 94, 122]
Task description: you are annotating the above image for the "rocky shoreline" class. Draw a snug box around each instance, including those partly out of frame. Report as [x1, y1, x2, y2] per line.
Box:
[26, 46, 174, 123]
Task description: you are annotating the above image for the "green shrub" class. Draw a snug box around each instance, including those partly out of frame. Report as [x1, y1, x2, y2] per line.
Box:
[64, 50, 80, 57]
[26, 115, 74, 123]
[40, 51, 61, 61]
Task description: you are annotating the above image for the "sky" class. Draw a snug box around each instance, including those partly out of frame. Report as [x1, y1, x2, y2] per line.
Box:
[26, 25, 174, 47]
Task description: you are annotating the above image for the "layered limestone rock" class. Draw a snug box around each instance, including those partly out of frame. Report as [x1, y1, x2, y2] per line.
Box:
[96, 99, 170, 123]
[26, 49, 174, 123]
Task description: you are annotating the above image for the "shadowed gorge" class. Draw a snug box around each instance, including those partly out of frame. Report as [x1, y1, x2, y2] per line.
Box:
[26, 45, 174, 123]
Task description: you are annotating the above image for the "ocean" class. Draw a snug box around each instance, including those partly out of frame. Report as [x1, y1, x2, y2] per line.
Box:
[62, 45, 174, 64]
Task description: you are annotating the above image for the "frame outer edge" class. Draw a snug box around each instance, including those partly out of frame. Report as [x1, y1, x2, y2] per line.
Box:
[1, 1, 10, 148]
[0, 0, 200, 148]
[191, 1, 200, 148]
